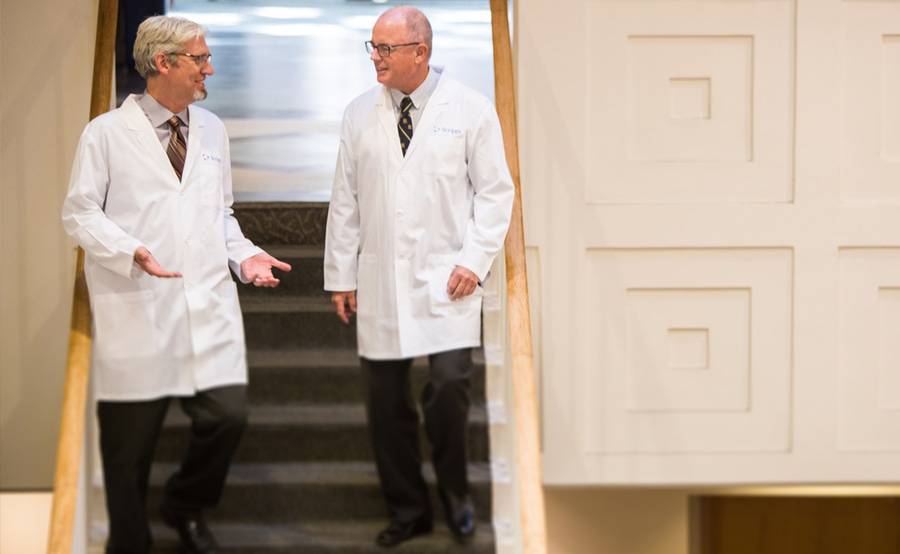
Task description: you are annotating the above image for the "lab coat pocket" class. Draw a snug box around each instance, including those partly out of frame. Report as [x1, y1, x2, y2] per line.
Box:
[196, 153, 224, 216]
[214, 279, 244, 345]
[424, 135, 465, 178]
[91, 290, 158, 361]
[198, 150, 224, 178]
[356, 254, 378, 317]
[426, 254, 483, 318]
[194, 175, 225, 247]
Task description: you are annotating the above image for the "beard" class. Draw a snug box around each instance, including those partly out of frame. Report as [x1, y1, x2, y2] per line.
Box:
[193, 87, 208, 102]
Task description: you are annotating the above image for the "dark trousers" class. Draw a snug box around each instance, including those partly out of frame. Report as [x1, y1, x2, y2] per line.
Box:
[361, 348, 473, 524]
[98, 385, 247, 554]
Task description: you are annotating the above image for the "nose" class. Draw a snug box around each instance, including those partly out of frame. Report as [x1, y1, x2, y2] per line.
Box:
[204, 60, 215, 76]
[370, 49, 381, 62]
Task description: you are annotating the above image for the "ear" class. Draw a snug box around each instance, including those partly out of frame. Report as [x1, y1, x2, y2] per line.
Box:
[415, 44, 428, 63]
[153, 52, 172, 75]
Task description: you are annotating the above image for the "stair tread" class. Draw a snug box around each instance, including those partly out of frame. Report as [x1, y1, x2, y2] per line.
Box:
[248, 348, 360, 368]
[151, 461, 492, 486]
[241, 295, 333, 313]
[258, 245, 325, 258]
[164, 403, 488, 426]
[151, 520, 495, 551]
[247, 348, 487, 368]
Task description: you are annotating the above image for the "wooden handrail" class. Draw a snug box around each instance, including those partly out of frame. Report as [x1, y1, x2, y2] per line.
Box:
[47, 0, 118, 552]
[490, 1, 549, 553]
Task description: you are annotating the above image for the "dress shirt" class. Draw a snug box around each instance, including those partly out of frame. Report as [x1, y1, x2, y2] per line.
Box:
[137, 92, 189, 148]
[389, 65, 441, 129]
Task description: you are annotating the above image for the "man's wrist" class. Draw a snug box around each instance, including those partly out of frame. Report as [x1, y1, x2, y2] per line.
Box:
[133, 246, 150, 263]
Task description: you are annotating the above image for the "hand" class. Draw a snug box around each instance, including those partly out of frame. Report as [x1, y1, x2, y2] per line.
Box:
[446, 265, 479, 300]
[241, 251, 292, 287]
[331, 291, 357, 324]
[134, 247, 182, 278]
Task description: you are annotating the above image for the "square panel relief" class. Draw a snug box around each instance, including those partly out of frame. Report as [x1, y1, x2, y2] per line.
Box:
[837, 249, 900, 452]
[840, 2, 900, 201]
[627, 36, 753, 163]
[583, 248, 792, 454]
[882, 36, 900, 164]
[669, 78, 711, 121]
[626, 288, 751, 412]
[586, 1, 794, 203]
[668, 328, 710, 369]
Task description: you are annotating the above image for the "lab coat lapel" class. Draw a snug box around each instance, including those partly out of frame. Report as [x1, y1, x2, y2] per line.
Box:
[376, 87, 404, 165]
[181, 104, 205, 185]
[122, 95, 180, 187]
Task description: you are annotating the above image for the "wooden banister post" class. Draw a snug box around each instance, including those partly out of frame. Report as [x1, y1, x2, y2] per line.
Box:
[489, 1, 549, 552]
[47, 0, 118, 551]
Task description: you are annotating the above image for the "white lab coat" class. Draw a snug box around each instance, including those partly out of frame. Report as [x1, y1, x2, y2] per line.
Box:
[324, 70, 514, 359]
[62, 94, 261, 400]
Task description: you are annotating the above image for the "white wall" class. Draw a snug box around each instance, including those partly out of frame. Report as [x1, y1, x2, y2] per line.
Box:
[0, 0, 97, 489]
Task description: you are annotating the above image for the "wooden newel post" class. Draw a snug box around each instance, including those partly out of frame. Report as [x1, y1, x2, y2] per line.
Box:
[489, 1, 549, 552]
[47, 0, 118, 552]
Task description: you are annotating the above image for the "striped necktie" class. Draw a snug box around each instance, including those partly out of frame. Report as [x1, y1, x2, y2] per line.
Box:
[398, 96, 413, 156]
[166, 115, 187, 180]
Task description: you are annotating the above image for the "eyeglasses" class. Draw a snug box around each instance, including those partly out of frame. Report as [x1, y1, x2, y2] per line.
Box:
[364, 41, 419, 58]
[170, 52, 212, 66]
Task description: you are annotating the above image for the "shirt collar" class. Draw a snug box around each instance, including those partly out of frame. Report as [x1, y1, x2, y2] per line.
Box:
[390, 65, 441, 112]
[137, 91, 189, 128]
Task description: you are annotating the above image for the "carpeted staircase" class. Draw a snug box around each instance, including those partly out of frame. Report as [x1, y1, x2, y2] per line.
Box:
[147, 203, 495, 553]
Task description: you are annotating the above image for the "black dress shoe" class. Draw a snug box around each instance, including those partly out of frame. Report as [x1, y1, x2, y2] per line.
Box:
[160, 505, 219, 554]
[375, 517, 433, 548]
[439, 491, 476, 543]
[448, 504, 476, 543]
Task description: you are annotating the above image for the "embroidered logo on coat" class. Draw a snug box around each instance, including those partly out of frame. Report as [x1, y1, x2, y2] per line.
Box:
[200, 152, 222, 163]
[432, 126, 463, 137]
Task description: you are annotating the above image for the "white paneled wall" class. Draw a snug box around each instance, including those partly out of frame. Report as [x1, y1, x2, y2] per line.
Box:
[517, 0, 900, 485]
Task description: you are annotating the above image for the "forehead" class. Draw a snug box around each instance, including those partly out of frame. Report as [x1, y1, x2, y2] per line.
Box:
[180, 35, 209, 53]
[371, 16, 410, 40]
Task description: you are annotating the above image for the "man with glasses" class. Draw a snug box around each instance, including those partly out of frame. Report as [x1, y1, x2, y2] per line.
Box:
[62, 15, 290, 554]
[324, 6, 513, 548]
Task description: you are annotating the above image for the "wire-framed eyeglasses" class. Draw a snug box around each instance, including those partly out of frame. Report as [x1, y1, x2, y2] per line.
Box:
[170, 52, 213, 66]
[364, 41, 419, 58]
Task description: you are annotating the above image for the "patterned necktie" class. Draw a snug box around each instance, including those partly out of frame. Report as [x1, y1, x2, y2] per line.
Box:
[398, 96, 414, 156]
[166, 115, 187, 180]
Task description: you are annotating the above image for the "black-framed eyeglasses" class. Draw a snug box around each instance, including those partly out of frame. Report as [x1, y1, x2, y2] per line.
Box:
[365, 41, 419, 58]
[170, 52, 212, 66]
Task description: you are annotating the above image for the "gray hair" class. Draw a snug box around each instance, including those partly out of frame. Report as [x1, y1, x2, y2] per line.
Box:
[133, 16, 207, 78]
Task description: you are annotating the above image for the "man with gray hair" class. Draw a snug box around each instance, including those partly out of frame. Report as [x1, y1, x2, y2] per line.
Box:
[325, 6, 514, 548]
[62, 15, 290, 554]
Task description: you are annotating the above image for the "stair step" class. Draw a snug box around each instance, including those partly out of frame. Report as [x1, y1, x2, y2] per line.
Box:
[248, 348, 486, 369]
[148, 462, 493, 523]
[241, 295, 333, 314]
[156, 405, 490, 463]
[242, 305, 356, 349]
[234, 202, 329, 247]
[246, 349, 487, 404]
[151, 520, 495, 553]
[249, 348, 362, 368]
[164, 404, 488, 426]
[261, 245, 325, 258]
